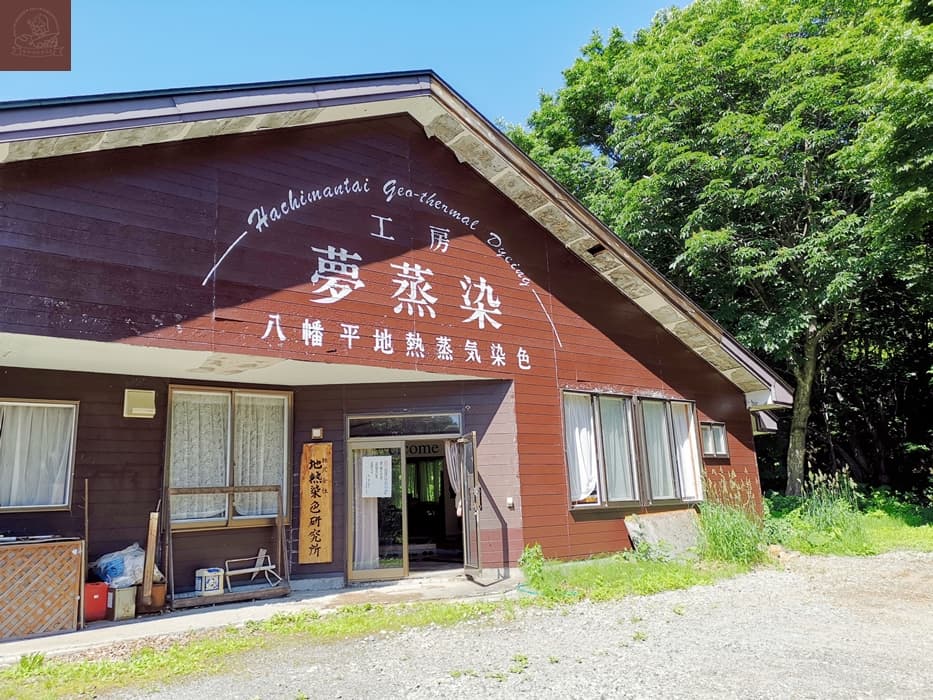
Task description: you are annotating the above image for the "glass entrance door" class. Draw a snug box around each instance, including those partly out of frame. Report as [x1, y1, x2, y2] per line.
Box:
[347, 442, 407, 581]
[458, 432, 481, 573]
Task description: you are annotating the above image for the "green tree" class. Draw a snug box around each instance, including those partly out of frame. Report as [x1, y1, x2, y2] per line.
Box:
[510, 0, 931, 495]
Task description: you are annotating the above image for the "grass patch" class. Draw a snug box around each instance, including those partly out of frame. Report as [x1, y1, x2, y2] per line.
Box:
[0, 601, 504, 699]
[518, 543, 741, 603]
[0, 631, 259, 700]
[765, 477, 933, 555]
[860, 487, 933, 552]
[254, 600, 500, 637]
[861, 510, 933, 551]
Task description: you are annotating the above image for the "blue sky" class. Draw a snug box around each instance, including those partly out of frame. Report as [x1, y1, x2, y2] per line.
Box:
[0, 1, 683, 126]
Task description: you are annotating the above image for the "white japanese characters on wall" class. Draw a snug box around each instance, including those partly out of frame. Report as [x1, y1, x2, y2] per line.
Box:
[201, 173, 542, 371]
[391, 262, 437, 318]
[309, 246, 364, 304]
[269, 312, 532, 370]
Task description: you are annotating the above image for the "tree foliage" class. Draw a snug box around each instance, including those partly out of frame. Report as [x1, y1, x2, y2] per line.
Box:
[510, 0, 932, 494]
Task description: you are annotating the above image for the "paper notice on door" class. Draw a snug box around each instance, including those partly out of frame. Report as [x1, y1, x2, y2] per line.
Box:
[361, 455, 393, 498]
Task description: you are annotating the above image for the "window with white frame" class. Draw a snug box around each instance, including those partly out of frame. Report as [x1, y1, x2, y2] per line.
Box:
[0, 400, 78, 511]
[562, 392, 703, 507]
[167, 388, 290, 525]
[700, 422, 729, 458]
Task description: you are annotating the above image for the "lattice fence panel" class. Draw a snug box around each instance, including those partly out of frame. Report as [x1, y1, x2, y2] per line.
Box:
[0, 540, 83, 640]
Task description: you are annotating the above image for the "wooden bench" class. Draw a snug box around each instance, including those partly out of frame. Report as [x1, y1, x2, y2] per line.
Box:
[224, 548, 283, 592]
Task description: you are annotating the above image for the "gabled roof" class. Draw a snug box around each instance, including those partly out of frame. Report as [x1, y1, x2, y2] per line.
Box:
[0, 71, 792, 410]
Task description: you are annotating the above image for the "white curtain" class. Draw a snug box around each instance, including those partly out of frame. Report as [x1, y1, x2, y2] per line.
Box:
[672, 403, 703, 501]
[0, 403, 75, 508]
[642, 400, 676, 499]
[716, 427, 728, 455]
[702, 425, 717, 455]
[352, 449, 379, 570]
[169, 392, 229, 520]
[444, 439, 462, 517]
[234, 394, 286, 516]
[599, 396, 637, 501]
[563, 393, 598, 503]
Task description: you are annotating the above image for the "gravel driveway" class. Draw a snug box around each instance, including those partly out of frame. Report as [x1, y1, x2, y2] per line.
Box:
[118, 551, 933, 699]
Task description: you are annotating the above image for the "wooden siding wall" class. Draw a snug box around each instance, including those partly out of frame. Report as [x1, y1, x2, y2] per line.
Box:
[171, 527, 277, 594]
[0, 366, 166, 558]
[0, 366, 519, 583]
[510, 240, 760, 559]
[1, 115, 761, 566]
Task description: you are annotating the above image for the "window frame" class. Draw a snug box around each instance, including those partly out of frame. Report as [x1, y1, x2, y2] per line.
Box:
[0, 398, 79, 513]
[166, 386, 292, 530]
[700, 422, 730, 458]
[562, 392, 641, 508]
[561, 390, 704, 510]
[345, 412, 463, 440]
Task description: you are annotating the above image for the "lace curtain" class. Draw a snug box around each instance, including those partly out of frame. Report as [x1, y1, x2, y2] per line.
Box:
[234, 394, 286, 516]
[0, 403, 75, 508]
[169, 391, 288, 521]
[169, 392, 229, 520]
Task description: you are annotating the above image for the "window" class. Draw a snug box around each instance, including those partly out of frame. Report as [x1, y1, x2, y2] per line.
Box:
[347, 413, 461, 438]
[563, 393, 638, 506]
[0, 400, 78, 511]
[700, 422, 729, 458]
[167, 388, 290, 525]
[562, 392, 703, 508]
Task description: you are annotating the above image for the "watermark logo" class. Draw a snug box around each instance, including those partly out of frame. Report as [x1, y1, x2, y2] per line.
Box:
[1, 1, 70, 71]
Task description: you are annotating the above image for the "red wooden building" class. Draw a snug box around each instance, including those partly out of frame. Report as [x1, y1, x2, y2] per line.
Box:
[0, 72, 790, 612]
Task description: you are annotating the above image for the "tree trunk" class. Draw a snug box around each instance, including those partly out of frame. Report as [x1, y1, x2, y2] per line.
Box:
[786, 331, 820, 496]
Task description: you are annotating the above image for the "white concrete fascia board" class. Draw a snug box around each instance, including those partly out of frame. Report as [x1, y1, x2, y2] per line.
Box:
[721, 336, 793, 409]
[0, 332, 482, 386]
[745, 388, 782, 411]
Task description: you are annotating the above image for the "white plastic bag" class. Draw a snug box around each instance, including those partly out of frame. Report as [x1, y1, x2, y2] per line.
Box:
[93, 542, 147, 588]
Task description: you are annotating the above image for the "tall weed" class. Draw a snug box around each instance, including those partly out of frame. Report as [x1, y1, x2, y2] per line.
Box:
[697, 474, 767, 565]
[517, 543, 547, 592]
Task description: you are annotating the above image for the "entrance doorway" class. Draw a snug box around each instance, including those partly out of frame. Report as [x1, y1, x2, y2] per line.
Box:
[347, 428, 479, 582]
[405, 441, 462, 572]
[347, 442, 406, 581]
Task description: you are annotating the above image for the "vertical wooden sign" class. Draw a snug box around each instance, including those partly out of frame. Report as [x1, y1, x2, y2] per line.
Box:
[299, 442, 333, 564]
